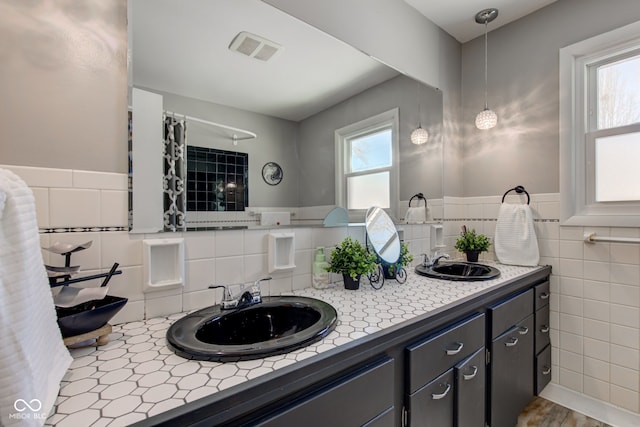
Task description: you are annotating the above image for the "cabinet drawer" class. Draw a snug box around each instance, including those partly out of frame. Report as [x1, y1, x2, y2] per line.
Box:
[455, 347, 485, 427]
[536, 344, 552, 394]
[407, 368, 454, 427]
[535, 306, 550, 355]
[406, 313, 485, 394]
[257, 358, 394, 427]
[535, 281, 550, 311]
[489, 289, 533, 338]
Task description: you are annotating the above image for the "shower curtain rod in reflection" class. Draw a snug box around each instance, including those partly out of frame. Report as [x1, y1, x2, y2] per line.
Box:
[164, 110, 257, 143]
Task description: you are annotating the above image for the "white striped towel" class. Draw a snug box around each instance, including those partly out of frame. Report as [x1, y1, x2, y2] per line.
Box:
[494, 203, 540, 266]
[0, 168, 72, 426]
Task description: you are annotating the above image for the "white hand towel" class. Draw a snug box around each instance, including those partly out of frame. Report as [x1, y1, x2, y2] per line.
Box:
[0, 169, 72, 426]
[494, 203, 540, 266]
[405, 206, 427, 224]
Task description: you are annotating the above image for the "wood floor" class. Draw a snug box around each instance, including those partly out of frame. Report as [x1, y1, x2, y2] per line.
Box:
[516, 397, 613, 427]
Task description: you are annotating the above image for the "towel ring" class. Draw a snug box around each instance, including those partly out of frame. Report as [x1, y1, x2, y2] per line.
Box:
[409, 193, 427, 208]
[501, 185, 530, 204]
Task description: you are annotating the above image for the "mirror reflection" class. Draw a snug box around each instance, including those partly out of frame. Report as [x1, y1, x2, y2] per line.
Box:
[129, 0, 443, 231]
[323, 207, 349, 228]
[365, 207, 401, 264]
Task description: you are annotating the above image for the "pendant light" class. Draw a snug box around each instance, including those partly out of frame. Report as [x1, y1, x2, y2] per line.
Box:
[411, 83, 429, 145]
[410, 124, 429, 145]
[475, 8, 498, 130]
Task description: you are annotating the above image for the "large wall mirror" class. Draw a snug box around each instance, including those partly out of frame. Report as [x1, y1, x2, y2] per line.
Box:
[128, 0, 443, 232]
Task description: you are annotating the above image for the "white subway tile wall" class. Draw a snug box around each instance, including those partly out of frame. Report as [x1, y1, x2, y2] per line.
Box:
[444, 194, 640, 414]
[4, 165, 432, 321]
[5, 164, 638, 416]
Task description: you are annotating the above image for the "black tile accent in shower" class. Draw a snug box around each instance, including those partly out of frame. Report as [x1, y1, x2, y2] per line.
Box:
[186, 146, 248, 211]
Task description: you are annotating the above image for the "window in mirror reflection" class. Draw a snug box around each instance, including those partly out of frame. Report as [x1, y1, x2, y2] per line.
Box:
[348, 171, 390, 209]
[186, 146, 248, 211]
[337, 109, 399, 211]
[347, 128, 392, 208]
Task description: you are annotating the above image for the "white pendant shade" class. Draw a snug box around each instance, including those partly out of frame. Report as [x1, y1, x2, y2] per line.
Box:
[410, 126, 429, 145]
[475, 108, 498, 130]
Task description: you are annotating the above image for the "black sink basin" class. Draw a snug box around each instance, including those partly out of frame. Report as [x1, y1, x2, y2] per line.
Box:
[167, 296, 338, 362]
[415, 262, 501, 281]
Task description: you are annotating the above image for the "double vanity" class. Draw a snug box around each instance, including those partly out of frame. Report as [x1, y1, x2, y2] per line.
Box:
[50, 263, 551, 427]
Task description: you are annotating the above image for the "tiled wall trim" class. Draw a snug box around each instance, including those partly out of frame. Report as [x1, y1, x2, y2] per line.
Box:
[40, 226, 128, 233]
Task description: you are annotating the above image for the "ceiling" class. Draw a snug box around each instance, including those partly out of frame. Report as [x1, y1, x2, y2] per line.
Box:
[404, 0, 558, 43]
[131, 0, 398, 122]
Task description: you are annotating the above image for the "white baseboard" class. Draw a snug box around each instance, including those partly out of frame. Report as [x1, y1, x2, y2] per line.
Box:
[540, 383, 640, 427]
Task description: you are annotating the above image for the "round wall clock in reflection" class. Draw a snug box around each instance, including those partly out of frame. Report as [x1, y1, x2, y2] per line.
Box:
[262, 162, 283, 185]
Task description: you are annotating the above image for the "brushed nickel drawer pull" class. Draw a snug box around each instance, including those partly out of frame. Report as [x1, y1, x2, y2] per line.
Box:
[431, 383, 451, 400]
[542, 366, 551, 375]
[540, 325, 550, 333]
[505, 337, 519, 347]
[463, 366, 478, 381]
[518, 326, 529, 335]
[446, 342, 464, 355]
[539, 292, 550, 300]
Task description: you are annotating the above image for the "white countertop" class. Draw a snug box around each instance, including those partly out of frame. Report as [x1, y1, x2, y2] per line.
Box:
[46, 263, 542, 427]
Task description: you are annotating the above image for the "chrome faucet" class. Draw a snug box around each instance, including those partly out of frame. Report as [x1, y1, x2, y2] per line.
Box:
[209, 276, 271, 310]
[420, 251, 450, 268]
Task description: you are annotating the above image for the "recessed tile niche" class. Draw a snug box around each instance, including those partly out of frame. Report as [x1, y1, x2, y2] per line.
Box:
[186, 146, 248, 211]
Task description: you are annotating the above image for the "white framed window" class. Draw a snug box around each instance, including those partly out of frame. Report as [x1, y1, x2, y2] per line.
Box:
[335, 108, 399, 216]
[560, 20, 640, 226]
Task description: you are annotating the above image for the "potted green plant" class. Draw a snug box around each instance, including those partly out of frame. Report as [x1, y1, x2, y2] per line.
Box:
[327, 237, 377, 290]
[383, 241, 414, 280]
[454, 226, 491, 262]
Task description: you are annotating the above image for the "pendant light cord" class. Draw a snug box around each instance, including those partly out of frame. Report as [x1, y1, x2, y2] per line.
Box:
[483, 21, 488, 110]
[417, 85, 422, 127]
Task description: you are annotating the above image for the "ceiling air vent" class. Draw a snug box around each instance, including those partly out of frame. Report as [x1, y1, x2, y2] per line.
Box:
[229, 31, 282, 62]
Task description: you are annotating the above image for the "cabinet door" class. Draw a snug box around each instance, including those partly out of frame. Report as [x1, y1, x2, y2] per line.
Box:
[455, 348, 485, 427]
[490, 315, 534, 427]
[257, 358, 394, 427]
[362, 407, 394, 427]
[408, 369, 454, 427]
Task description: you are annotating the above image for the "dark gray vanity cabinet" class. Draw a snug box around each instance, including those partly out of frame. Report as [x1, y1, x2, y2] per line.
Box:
[535, 281, 552, 394]
[405, 313, 485, 426]
[257, 357, 395, 427]
[488, 290, 535, 427]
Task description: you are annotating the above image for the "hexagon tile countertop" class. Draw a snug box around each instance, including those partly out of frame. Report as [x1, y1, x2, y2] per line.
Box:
[46, 264, 541, 426]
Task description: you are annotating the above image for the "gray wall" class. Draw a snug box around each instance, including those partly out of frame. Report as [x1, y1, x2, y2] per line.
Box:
[146, 89, 300, 207]
[297, 74, 443, 207]
[440, 32, 463, 198]
[461, 0, 640, 197]
[0, 0, 128, 173]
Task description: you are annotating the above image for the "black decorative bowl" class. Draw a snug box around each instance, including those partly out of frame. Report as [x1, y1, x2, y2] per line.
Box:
[56, 295, 128, 337]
